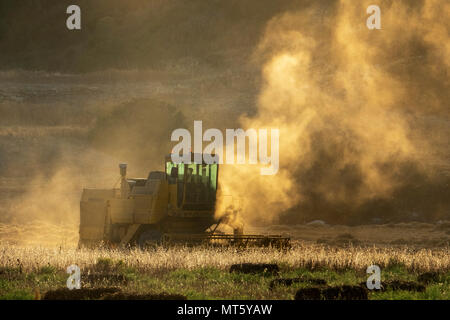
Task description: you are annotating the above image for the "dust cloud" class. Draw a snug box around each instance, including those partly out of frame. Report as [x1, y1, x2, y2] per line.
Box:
[0, 1, 448, 246]
[218, 0, 450, 226]
[0, 95, 189, 246]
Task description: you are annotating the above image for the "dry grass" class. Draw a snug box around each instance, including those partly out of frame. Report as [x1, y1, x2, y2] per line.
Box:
[1, 243, 448, 274]
[0, 221, 448, 276]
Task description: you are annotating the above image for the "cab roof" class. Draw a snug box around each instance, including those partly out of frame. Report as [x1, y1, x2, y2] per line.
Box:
[165, 152, 218, 164]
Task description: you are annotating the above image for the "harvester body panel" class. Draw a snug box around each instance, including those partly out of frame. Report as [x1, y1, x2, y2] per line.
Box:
[79, 154, 219, 247]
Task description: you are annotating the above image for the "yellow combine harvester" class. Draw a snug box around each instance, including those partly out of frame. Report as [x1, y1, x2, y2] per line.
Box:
[78, 153, 290, 248]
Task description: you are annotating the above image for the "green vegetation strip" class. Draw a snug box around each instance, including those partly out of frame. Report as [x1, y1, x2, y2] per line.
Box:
[0, 259, 449, 300]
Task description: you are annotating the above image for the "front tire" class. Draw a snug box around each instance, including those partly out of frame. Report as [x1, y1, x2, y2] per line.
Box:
[138, 229, 163, 249]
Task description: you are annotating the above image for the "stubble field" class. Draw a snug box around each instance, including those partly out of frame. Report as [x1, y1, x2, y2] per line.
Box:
[0, 223, 449, 300]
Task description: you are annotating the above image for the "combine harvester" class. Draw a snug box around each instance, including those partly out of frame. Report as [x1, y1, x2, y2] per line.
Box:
[78, 153, 290, 249]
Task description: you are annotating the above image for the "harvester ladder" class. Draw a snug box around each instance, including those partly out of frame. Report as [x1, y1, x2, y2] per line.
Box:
[120, 224, 141, 246]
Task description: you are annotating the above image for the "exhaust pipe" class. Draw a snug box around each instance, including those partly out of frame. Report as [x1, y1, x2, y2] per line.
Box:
[119, 163, 128, 198]
[119, 163, 127, 178]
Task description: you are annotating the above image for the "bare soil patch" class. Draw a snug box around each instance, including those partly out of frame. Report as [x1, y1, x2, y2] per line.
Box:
[101, 292, 187, 300]
[269, 277, 327, 289]
[295, 285, 368, 300]
[417, 272, 442, 284]
[359, 280, 426, 292]
[82, 274, 128, 286]
[43, 287, 121, 300]
[229, 263, 279, 274]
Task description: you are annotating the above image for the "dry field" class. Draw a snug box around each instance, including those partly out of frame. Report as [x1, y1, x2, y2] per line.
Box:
[0, 221, 449, 273]
[1, 220, 448, 300]
[0, 240, 449, 300]
[0, 242, 449, 274]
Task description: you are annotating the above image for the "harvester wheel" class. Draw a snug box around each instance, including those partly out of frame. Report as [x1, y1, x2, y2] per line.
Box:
[138, 229, 163, 249]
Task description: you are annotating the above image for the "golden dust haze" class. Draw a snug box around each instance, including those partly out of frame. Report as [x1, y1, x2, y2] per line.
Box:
[217, 0, 450, 226]
[0, 1, 449, 247]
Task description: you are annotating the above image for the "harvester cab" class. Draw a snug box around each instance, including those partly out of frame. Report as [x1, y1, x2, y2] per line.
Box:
[164, 153, 218, 213]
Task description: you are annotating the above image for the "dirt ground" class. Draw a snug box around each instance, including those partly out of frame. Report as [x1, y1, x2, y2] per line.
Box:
[0, 219, 448, 249]
[248, 222, 450, 248]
